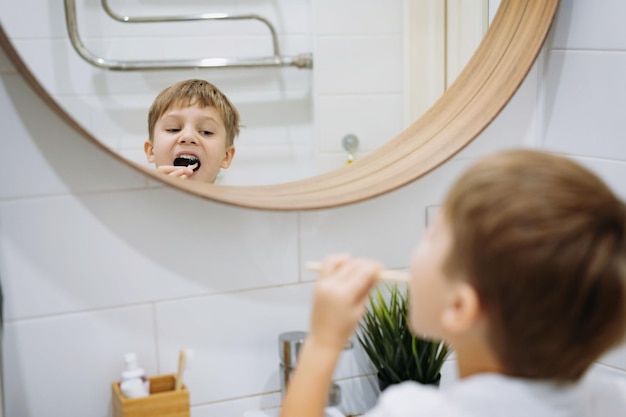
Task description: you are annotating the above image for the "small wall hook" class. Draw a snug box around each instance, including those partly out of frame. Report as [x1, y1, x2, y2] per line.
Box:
[342, 134, 359, 165]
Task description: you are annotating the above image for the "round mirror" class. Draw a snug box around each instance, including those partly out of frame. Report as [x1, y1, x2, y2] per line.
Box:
[0, 0, 560, 210]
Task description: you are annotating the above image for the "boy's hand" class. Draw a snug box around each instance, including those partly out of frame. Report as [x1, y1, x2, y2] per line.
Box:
[279, 255, 381, 417]
[156, 165, 194, 179]
[310, 255, 382, 352]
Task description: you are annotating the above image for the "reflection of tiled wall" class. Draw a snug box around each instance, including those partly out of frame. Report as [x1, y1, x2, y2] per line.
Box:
[0, 0, 407, 186]
[314, 0, 405, 171]
[2, 2, 626, 417]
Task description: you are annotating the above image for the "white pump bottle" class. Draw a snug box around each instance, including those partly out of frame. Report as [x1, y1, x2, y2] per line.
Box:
[119, 352, 150, 398]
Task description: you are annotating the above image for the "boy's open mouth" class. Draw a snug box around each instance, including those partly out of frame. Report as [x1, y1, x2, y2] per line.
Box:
[173, 155, 201, 172]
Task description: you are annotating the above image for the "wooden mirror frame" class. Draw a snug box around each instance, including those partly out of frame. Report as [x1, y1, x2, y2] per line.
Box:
[0, 0, 559, 211]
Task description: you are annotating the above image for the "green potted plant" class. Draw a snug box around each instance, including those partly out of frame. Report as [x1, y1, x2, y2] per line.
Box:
[357, 283, 450, 390]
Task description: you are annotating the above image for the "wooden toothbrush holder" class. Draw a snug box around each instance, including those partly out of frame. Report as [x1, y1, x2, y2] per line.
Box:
[112, 374, 190, 417]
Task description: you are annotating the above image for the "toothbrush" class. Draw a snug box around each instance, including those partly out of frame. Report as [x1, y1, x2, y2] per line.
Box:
[306, 261, 410, 283]
[174, 349, 190, 390]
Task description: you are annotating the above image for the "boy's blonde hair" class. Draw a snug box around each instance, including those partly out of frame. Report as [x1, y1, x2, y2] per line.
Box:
[443, 149, 626, 381]
[148, 79, 240, 147]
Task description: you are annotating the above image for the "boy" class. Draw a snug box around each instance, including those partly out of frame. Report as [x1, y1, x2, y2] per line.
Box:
[144, 79, 240, 183]
[281, 149, 626, 417]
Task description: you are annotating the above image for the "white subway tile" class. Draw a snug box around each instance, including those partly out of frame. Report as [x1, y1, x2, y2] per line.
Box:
[550, 1, 626, 51]
[154, 284, 314, 404]
[4, 305, 158, 417]
[54, 94, 101, 141]
[313, 151, 385, 177]
[0, 73, 146, 200]
[315, 0, 403, 36]
[237, 0, 313, 36]
[316, 36, 403, 95]
[118, 148, 152, 169]
[86, 93, 151, 150]
[299, 159, 474, 271]
[542, 50, 626, 160]
[220, 142, 315, 186]
[192, 392, 281, 417]
[316, 94, 404, 154]
[10, 38, 96, 96]
[0, 0, 64, 39]
[217, 145, 316, 186]
[0, 188, 299, 320]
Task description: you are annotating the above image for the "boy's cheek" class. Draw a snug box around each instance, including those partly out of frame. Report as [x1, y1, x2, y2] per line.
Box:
[407, 302, 429, 336]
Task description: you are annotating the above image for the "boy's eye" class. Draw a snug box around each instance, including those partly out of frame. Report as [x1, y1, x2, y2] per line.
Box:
[166, 128, 180, 133]
[201, 130, 214, 136]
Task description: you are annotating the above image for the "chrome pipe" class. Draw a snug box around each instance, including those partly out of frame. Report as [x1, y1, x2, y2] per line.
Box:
[101, 0, 281, 56]
[63, 0, 313, 71]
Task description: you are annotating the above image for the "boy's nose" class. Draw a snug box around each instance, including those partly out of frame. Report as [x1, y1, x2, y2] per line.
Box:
[177, 130, 198, 144]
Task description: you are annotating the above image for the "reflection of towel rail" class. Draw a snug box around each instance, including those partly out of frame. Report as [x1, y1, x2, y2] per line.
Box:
[101, 0, 282, 54]
[63, 0, 313, 71]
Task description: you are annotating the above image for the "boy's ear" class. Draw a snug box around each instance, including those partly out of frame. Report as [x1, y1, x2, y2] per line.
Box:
[220, 146, 236, 169]
[441, 282, 482, 334]
[144, 140, 155, 163]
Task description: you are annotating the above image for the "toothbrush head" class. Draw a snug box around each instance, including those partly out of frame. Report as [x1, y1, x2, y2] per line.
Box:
[173, 155, 201, 172]
[175, 348, 194, 390]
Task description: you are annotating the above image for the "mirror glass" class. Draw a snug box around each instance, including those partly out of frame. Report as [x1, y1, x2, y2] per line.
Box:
[0, 0, 499, 186]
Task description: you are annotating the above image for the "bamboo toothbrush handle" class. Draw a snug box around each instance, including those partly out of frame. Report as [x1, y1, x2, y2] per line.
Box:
[174, 350, 186, 390]
[305, 261, 410, 283]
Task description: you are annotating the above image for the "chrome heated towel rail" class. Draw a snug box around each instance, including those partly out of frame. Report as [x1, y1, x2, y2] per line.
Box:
[64, 0, 313, 71]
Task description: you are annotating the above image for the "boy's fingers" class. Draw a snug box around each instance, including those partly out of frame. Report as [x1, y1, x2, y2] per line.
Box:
[320, 254, 351, 277]
[349, 259, 382, 301]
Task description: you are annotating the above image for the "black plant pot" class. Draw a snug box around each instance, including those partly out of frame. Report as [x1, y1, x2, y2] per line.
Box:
[377, 372, 441, 392]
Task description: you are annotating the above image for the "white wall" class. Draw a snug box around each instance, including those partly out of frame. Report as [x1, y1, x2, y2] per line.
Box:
[1, 1, 626, 417]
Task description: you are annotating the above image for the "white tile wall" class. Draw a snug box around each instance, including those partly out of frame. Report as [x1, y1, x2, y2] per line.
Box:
[299, 158, 474, 273]
[542, 50, 626, 159]
[0, 73, 147, 200]
[155, 284, 316, 405]
[0, 188, 299, 320]
[315, 36, 403, 95]
[316, 94, 404, 154]
[3, 1, 626, 417]
[315, 0, 403, 36]
[550, 1, 626, 50]
[4, 305, 158, 417]
[313, 0, 405, 172]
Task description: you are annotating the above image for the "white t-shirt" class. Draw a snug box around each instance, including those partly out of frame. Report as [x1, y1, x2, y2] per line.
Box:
[364, 373, 626, 417]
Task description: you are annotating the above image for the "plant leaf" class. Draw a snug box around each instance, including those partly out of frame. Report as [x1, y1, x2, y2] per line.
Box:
[357, 283, 450, 385]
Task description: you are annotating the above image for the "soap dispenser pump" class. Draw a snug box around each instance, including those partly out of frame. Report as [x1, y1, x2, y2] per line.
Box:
[120, 352, 150, 398]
